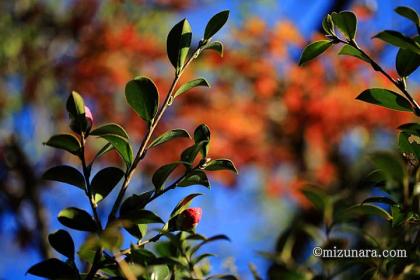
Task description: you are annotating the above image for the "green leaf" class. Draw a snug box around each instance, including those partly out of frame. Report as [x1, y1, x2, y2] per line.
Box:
[370, 152, 406, 184]
[174, 78, 210, 98]
[204, 159, 238, 174]
[120, 191, 154, 216]
[398, 122, 420, 135]
[27, 258, 77, 279]
[167, 19, 192, 71]
[396, 48, 420, 77]
[120, 209, 164, 224]
[356, 88, 413, 112]
[331, 11, 357, 40]
[299, 40, 333, 66]
[399, 132, 420, 159]
[194, 124, 211, 157]
[202, 41, 224, 57]
[204, 10, 229, 40]
[322, 14, 335, 35]
[149, 265, 170, 280]
[181, 141, 209, 165]
[374, 30, 420, 54]
[66, 91, 88, 133]
[152, 162, 180, 192]
[170, 193, 202, 218]
[177, 170, 210, 188]
[190, 234, 230, 255]
[391, 205, 405, 227]
[91, 167, 125, 204]
[301, 187, 328, 211]
[44, 134, 81, 155]
[125, 77, 159, 124]
[93, 143, 114, 161]
[48, 229, 75, 259]
[42, 165, 85, 190]
[338, 45, 370, 63]
[90, 123, 129, 139]
[58, 207, 97, 232]
[339, 204, 392, 221]
[148, 129, 191, 149]
[99, 134, 133, 166]
[362, 196, 397, 206]
[395, 6, 420, 26]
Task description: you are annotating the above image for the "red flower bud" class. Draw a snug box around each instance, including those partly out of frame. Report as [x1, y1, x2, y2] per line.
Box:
[175, 207, 202, 231]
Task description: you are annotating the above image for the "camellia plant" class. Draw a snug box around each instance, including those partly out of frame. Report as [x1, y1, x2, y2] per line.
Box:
[27, 11, 239, 280]
[267, 5, 420, 280]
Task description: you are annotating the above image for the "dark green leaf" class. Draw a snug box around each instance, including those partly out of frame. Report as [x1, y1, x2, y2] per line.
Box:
[148, 129, 191, 149]
[322, 14, 335, 35]
[301, 187, 328, 211]
[66, 91, 85, 117]
[170, 193, 202, 218]
[194, 253, 215, 264]
[42, 165, 85, 190]
[331, 11, 357, 40]
[174, 78, 210, 98]
[167, 19, 192, 71]
[181, 141, 209, 165]
[99, 134, 133, 165]
[356, 88, 413, 112]
[91, 167, 125, 204]
[338, 45, 370, 63]
[58, 207, 97, 232]
[391, 205, 405, 227]
[92, 143, 114, 161]
[202, 41, 224, 57]
[362, 196, 397, 206]
[374, 30, 420, 54]
[120, 209, 164, 224]
[48, 229, 75, 259]
[120, 191, 154, 216]
[339, 204, 392, 221]
[395, 6, 420, 26]
[370, 152, 406, 184]
[194, 124, 211, 157]
[204, 10, 229, 40]
[152, 162, 180, 192]
[399, 132, 420, 159]
[396, 48, 420, 77]
[44, 134, 81, 155]
[27, 258, 77, 278]
[190, 234, 230, 255]
[177, 170, 210, 188]
[204, 159, 238, 174]
[125, 77, 159, 123]
[299, 40, 333, 66]
[90, 123, 129, 139]
[398, 122, 420, 135]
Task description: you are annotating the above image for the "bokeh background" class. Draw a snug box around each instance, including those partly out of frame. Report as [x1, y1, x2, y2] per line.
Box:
[0, 0, 419, 279]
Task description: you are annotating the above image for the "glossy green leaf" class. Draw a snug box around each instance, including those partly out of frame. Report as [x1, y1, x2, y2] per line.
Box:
[395, 6, 420, 26]
[44, 134, 81, 155]
[92, 143, 114, 162]
[204, 159, 238, 174]
[91, 167, 125, 204]
[374, 30, 420, 54]
[322, 14, 335, 35]
[170, 193, 202, 218]
[42, 165, 85, 190]
[301, 187, 328, 211]
[202, 41, 224, 57]
[356, 88, 413, 112]
[125, 77, 159, 123]
[152, 162, 180, 192]
[194, 124, 211, 157]
[299, 40, 333, 66]
[58, 207, 97, 232]
[370, 152, 406, 184]
[148, 129, 191, 149]
[27, 258, 77, 279]
[90, 123, 129, 139]
[120, 209, 164, 224]
[398, 122, 420, 135]
[204, 10, 229, 40]
[338, 45, 370, 63]
[174, 78, 210, 98]
[339, 204, 392, 221]
[149, 265, 170, 280]
[181, 141, 209, 165]
[391, 205, 405, 227]
[177, 170, 210, 188]
[66, 91, 85, 116]
[331, 11, 357, 40]
[120, 191, 154, 216]
[167, 19, 192, 71]
[399, 132, 420, 159]
[362, 196, 397, 206]
[99, 134, 133, 165]
[396, 48, 420, 77]
[48, 229, 75, 259]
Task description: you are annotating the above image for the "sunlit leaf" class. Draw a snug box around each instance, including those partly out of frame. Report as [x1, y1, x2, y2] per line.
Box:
[174, 78, 210, 98]
[395, 6, 420, 26]
[99, 134, 133, 166]
[177, 170, 210, 188]
[338, 45, 370, 63]
[42, 165, 85, 190]
[167, 19, 192, 71]
[299, 40, 333, 66]
[356, 88, 413, 112]
[90, 123, 129, 139]
[374, 30, 420, 54]
[44, 134, 81, 155]
[204, 159, 238, 174]
[148, 129, 190, 149]
[58, 207, 97, 232]
[202, 41, 224, 57]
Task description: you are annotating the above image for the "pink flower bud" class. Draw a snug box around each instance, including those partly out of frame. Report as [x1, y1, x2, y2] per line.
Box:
[84, 105, 93, 130]
[176, 208, 202, 231]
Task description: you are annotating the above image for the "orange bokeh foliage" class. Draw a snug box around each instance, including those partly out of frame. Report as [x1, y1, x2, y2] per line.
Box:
[63, 3, 416, 203]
